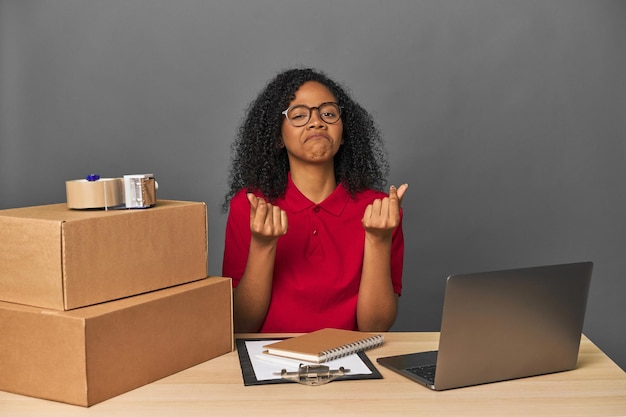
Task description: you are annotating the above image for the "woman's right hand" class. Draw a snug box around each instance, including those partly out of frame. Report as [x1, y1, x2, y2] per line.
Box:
[247, 193, 288, 242]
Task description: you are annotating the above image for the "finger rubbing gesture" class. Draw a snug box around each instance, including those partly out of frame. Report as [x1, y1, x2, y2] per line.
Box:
[247, 193, 288, 242]
[362, 184, 408, 239]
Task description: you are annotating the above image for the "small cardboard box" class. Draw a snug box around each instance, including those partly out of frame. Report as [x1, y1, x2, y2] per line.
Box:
[0, 277, 233, 407]
[0, 200, 208, 310]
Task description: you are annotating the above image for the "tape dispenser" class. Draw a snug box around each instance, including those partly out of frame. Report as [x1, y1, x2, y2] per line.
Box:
[66, 173, 158, 210]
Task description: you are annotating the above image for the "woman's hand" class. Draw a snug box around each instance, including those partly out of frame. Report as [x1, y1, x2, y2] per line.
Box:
[357, 183, 407, 331]
[361, 184, 408, 240]
[248, 193, 288, 242]
[232, 194, 288, 333]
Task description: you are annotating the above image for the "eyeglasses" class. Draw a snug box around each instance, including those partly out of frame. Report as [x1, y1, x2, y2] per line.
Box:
[281, 102, 342, 127]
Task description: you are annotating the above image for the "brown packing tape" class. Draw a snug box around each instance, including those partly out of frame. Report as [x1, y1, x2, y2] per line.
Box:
[66, 178, 124, 209]
[141, 178, 157, 207]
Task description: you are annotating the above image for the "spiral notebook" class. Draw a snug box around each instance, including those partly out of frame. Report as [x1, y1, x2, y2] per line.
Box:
[262, 328, 384, 363]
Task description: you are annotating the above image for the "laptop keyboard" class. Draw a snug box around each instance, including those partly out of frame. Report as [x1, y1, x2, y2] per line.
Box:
[406, 364, 436, 383]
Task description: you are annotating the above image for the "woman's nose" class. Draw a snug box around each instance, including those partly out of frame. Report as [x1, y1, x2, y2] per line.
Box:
[308, 109, 326, 127]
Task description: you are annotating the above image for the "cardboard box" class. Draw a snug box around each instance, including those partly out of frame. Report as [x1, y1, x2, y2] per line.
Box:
[0, 200, 208, 310]
[0, 277, 233, 407]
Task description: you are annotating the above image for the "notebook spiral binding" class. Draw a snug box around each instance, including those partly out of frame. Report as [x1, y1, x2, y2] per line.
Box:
[319, 334, 385, 362]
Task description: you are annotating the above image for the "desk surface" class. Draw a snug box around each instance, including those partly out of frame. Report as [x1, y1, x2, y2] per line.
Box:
[1, 333, 625, 416]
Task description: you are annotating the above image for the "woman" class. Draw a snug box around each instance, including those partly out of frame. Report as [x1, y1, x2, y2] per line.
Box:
[222, 68, 407, 333]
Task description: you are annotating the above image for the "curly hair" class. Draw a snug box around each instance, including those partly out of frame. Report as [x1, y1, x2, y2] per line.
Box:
[222, 68, 389, 212]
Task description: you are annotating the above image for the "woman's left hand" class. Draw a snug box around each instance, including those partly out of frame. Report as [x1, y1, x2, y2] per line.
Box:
[361, 183, 408, 239]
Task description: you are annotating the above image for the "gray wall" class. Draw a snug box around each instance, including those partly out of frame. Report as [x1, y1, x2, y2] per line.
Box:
[1, 1, 624, 371]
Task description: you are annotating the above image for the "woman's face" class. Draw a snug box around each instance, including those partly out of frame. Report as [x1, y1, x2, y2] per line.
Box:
[280, 81, 343, 167]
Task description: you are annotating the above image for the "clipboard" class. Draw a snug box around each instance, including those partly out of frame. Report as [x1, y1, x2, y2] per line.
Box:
[236, 337, 383, 386]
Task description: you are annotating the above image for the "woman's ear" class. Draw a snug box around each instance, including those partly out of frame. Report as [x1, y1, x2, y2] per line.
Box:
[276, 136, 285, 149]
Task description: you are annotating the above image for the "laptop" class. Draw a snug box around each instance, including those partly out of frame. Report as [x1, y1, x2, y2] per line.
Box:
[377, 261, 593, 390]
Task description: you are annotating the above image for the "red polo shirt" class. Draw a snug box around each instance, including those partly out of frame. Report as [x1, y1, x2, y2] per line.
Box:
[222, 176, 404, 332]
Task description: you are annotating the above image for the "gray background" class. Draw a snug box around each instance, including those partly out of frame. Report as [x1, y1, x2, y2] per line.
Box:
[1, 1, 624, 371]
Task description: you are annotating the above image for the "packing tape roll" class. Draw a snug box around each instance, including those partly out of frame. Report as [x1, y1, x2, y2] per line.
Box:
[66, 178, 125, 209]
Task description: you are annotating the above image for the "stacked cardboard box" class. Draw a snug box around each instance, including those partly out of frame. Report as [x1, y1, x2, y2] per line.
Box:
[0, 200, 233, 406]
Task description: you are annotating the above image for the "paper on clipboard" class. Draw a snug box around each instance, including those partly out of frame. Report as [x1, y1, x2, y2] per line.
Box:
[236, 338, 383, 386]
[248, 340, 373, 380]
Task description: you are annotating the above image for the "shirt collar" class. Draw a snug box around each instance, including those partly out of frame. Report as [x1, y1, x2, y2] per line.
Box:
[283, 173, 350, 216]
